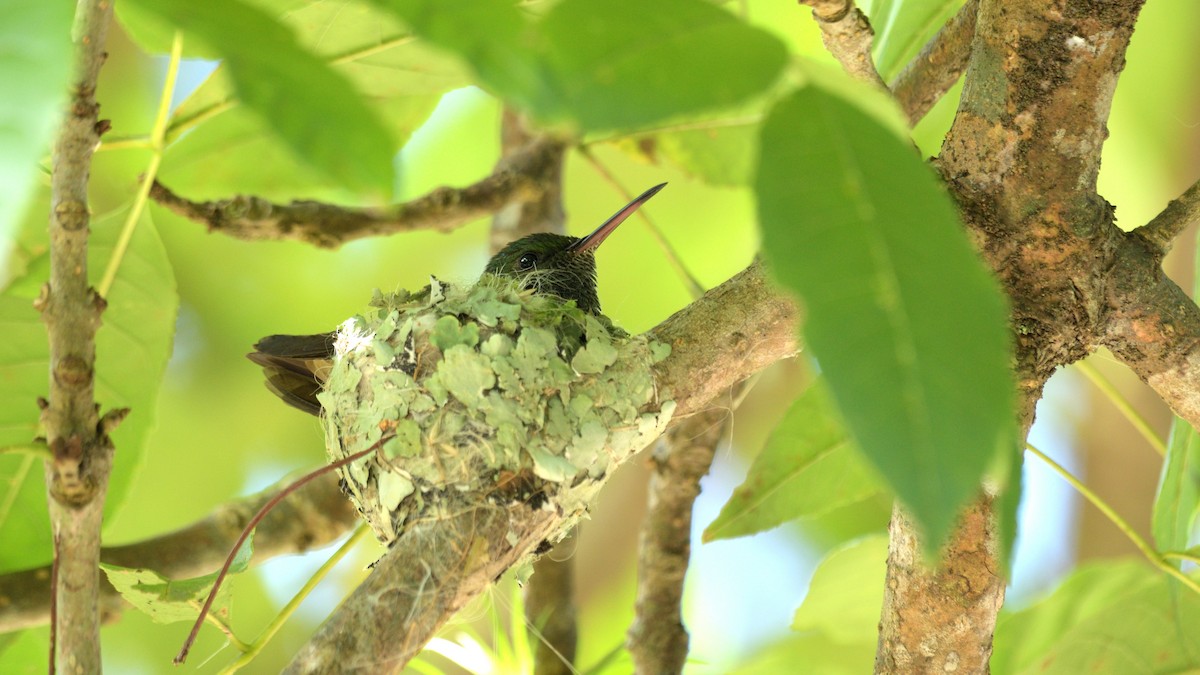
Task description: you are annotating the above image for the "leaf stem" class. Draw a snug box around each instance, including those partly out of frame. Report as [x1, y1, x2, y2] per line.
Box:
[1074, 360, 1166, 457]
[97, 32, 184, 298]
[219, 525, 371, 674]
[1026, 443, 1200, 596]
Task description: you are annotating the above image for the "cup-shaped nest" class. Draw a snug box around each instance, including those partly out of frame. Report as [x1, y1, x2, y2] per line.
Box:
[319, 276, 675, 547]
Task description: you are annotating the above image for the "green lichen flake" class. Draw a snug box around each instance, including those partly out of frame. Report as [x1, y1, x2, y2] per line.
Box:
[320, 276, 674, 548]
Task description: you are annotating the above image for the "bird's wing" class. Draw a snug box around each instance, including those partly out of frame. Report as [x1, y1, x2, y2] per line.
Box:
[247, 333, 336, 416]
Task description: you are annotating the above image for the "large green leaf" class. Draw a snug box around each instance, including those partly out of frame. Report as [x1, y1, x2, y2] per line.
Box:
[125, 0, 396, 197]
[705, 380, 885, 542]
[0, 207, 178, 574]
[755, 85, 1014, 548]
[371, 0, 548, 114]
[536, 0, 787, 131]
[868, 0, 966, 82]
[992, 561, 1200, 674]
[374, 0, 788, 132]
[148, 0, 463, 199]
[0, 0, 72, 243]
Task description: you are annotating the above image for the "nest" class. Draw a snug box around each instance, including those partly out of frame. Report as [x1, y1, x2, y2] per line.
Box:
[318, 276, 675, 547]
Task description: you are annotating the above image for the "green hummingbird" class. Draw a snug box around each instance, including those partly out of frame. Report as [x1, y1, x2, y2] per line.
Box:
[248, 182, 666, 415]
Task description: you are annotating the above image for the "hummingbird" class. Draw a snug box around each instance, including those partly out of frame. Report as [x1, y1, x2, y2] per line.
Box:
[248, 182, 667, 416]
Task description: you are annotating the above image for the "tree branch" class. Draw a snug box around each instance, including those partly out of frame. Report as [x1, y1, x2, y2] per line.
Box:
[1102, 233, 1200, 429]
[37, 0, 116, 670]
[889, 0, 978, 124]
[799, 0, 888, 90]
[627, 408, 726, 674]
[1132, 177, 1200, 256]
[283, 261, 799, 673]
[148, 136, 564, 249]
[875, 0, 1147, 670]
[0, 472, 357, 634]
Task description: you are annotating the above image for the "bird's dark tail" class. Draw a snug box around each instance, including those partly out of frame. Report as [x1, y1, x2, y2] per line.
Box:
[247, 333, 336, 416]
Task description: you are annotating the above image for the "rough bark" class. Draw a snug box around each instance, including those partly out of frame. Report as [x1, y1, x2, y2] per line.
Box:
[870, 1, 1149, 671]
[889, 0, 979, 124]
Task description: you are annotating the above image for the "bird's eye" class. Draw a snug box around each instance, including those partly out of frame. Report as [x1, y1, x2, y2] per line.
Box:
[518, 253, 537, 270]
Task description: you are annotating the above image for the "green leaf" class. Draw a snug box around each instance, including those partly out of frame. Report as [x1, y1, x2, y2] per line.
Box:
[371, 0, 548, 114]
[100, 532, 254, 624]
[536, 0, 788, 131]
[374, 0, 788, 132]
[992, 561, 1200, 674]
[869, 0, 966, 82]
[792, 535, 888, 644]
[642, 117, 761, 187]
[0, 207, 178, 574]
[733, 633, 873, 675]
[755, 85, 1014, 549]
[148, 0, 463, 199]
[705, 380, 885, 542]
[126, 0, 396, 196]
[0, 0, 72, 243]
[1153, 418, 1200, 559]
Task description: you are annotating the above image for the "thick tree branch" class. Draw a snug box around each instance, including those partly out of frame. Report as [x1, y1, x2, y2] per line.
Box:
[283, 262, 799, 673]
[1133, 177, 1200, 256]
[37, 0, 116, 670]
[799, 0, 888, 89]
[889, 0, 978, 124]
[875, 494, 1004, 674]
[1102, 234, 1200, 428]
[149, 136, 564, 249]
[627, 408, 726, 675]
[876, 0, 1147, 671]
[0, 472, 357, 634]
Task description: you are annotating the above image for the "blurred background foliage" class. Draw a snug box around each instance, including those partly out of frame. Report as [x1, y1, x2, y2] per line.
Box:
[1, 0, 1198, 673]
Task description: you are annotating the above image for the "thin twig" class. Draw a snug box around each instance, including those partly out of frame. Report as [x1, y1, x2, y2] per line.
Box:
[175, 436, 391, 664]
[99, 32, 183, 297]
[1134, 177, 1200, 256]
[799, 0, 888, 89]
[0, 469, 359, 633]
[888, 0, 978, 125]
[1074, 360, 1166, 457]
[1027, 443, 1200, 596]
[150, 136, 563, 249]
[220, 525, 372, 674]
[39, 0, 116, 670]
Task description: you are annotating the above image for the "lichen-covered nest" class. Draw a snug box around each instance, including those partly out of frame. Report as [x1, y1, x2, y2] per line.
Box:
[318, 276, 675, 547]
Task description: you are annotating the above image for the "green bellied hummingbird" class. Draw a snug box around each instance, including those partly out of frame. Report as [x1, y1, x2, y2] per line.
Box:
[248, 182, 666, 415]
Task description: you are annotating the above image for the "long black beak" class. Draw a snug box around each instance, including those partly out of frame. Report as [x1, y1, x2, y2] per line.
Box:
[567, 182, 667, 254]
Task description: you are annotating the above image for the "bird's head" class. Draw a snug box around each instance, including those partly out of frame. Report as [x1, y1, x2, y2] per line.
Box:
[483, 183, 666, 314]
